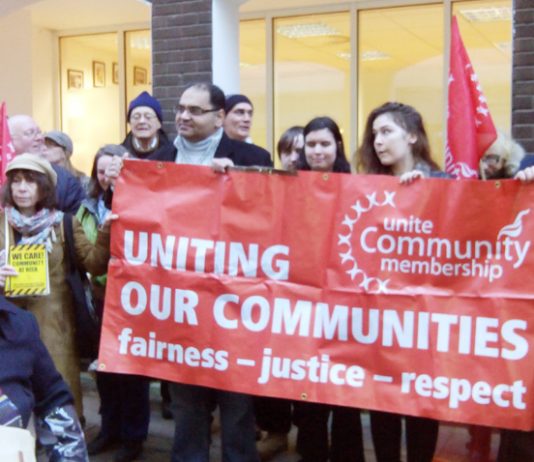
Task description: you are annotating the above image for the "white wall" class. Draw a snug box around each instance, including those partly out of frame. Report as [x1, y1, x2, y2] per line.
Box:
[32, 25, 56, 130]
[60, 35, 121, 173]
[0, 8, 56, 130]
[0, 9, 34, 114]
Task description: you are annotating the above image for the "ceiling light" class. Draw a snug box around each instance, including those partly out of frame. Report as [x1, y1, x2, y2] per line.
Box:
[131, 37, 151, 50]
[276, 22, 341, 39]
[361, 50, 390, 61]
[458, 6, 512, 23]
[336, 52, 351, 61]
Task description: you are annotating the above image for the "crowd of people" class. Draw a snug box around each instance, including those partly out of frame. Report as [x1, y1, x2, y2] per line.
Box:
[0, 82, 533, 462]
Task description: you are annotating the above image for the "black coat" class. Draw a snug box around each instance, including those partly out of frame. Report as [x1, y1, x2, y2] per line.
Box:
[53, 164, 86, 214]
[122, 129, 177, 162]
[156, 132, 272, 168]
[0, 296, 72, 426]
[105, 132, 273, 207]
[213, 133, 272, 167]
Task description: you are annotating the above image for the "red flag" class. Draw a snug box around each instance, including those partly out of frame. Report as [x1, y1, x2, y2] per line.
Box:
[0, 102, 15, 185]
[445, 16, 497, 179]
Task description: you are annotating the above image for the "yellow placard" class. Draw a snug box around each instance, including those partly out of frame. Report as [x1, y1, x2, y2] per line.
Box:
[5, 244, 49, 297]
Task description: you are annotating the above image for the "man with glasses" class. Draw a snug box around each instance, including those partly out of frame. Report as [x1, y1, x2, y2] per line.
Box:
[170, 83, 271, 462]
[7, 114, 85, 214]
[104, 83, 271, 461]
[479, 131, 525, 180]
[172, 83, 270, 169]
[122, 91, 176, 161]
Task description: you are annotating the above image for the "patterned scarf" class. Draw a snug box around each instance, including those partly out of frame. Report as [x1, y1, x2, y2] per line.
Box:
[5, 207, 64, 253]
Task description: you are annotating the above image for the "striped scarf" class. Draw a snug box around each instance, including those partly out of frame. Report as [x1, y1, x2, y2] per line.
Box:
[5, 207, 64, 253]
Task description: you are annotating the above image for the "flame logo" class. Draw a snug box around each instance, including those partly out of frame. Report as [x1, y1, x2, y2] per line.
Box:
[497, 209, 530, 240]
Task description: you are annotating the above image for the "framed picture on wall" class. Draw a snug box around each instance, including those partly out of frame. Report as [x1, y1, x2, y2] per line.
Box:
[67, 69, 84, 90]
[133, 66, 147, 85]
[112, 62, 119, 84]
[93, 61, 106, 87]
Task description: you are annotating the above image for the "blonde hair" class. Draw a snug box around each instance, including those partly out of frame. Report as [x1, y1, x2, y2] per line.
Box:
[480, 131, 526, 179]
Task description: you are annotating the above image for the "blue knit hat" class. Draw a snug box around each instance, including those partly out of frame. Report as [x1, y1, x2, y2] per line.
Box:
[127, 91, 163, 122]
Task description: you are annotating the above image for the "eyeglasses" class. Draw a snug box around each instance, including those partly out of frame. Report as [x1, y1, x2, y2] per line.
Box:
[130, 112, 158, 121]
[481, 154, 502, 165]
[174, 105, 219, 117]
[22, 128, 41, 138]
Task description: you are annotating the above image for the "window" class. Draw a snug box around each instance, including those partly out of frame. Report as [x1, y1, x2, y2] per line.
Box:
[239, 1, 512, 166]
[274, 12, 351, 161]
[240, 20, 267, 148]
[60, 29, 152, 174]
[358, 5, 444, 163]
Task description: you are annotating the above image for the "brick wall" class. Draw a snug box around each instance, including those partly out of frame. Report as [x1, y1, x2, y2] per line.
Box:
[512, 0, 534, 154]
[152, 0, 212, 137]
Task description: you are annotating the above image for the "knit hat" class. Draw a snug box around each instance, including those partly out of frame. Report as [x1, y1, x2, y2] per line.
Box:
[225, 94, 253, 114]
[44, 130, 73, 157]
[127, 91, 163, 122]
[6, 153, 57, 186]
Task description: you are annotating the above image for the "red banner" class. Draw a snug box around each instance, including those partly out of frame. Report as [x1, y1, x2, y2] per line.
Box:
[100, 160, 534, 430]
[0, 102, 16, 185]
[446, 16, 497, 179]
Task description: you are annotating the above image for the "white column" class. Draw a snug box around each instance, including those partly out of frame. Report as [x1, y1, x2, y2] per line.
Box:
[212, 0, 247, 95]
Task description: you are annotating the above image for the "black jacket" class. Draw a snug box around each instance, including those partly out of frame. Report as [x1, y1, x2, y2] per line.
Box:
[0, 296, 72, 426]
[53, 164, 86, 214]
[122, 129, 177, 162]
[213, 133, 272, 167]
[159, 132, 272, 167]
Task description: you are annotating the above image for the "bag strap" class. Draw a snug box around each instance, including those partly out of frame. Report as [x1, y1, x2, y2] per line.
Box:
[63, 213, 77, 275]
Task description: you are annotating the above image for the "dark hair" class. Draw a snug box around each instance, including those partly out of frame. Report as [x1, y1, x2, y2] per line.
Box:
[299, 117, 351, 173]
[187, 83, 226, 111]
[2, 169, 56, 211]
[277, 126, 304, 160]
[88, 145, 127, 199]
[356, 102, 439, 174]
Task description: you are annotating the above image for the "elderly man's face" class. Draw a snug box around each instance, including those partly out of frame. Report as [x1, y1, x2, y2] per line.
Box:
[224, 102, 253, 142]
[175, 87, 224, 142]
[129, 106, 161, 140]
[9, 116, 45, 156]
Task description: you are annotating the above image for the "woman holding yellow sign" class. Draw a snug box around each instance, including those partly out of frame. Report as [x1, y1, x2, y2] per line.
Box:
[0, 153, 112, 417]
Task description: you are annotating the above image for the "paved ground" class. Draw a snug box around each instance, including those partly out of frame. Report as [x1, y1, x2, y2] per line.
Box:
[82, 373, 499, 462]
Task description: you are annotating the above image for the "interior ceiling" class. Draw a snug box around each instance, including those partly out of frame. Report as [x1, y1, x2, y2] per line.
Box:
[241, 0, 353, 13]
[240, 0, 512, 70]
[27, 0, 150, 30]
[63, 31, 151, 58]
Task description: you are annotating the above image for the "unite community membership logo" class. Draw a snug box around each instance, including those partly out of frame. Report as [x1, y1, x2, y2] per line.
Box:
[337, 191, 531, 294]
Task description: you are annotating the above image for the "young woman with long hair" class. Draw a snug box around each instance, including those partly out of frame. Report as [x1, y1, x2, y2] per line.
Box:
[294, 116, 365, 462]
[356, 101, 445, 462]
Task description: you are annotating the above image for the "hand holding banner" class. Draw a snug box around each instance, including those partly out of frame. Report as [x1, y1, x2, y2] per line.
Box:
[99, 160, 534, 430]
